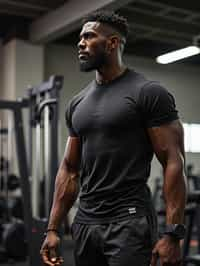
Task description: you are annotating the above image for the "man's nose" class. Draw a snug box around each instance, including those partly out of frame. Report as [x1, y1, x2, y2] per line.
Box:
[77, 39, 86, 50]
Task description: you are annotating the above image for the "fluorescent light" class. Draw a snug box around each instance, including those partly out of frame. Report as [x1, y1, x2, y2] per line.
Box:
[156, 46, 200, 64]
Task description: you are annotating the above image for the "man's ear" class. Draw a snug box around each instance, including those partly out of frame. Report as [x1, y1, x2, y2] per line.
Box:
[107, 35, 120, 52]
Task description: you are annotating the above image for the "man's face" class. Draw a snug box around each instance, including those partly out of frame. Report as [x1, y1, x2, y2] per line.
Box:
[78, 22, 109, 72]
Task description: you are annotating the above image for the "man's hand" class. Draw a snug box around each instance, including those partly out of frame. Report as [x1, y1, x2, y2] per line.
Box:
[151, 235, 182, 266]
[40, 231, 64, 266]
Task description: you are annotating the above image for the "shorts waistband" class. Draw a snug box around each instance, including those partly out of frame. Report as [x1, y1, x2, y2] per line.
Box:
[74, 207, 150, 224]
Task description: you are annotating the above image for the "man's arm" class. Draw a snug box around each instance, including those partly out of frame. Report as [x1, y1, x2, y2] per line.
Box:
[148, 119, 187, 224]
[148, 120, 187, 265]
[47, 136, 81, 230]
[41, 136, 81, 266]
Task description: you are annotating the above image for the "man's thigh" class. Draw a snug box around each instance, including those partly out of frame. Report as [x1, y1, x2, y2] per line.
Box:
[110, 253, 151, 266]
[71, 222, 108, 266]
[105, 216, 155, 266]
[71, 215, 156, 266]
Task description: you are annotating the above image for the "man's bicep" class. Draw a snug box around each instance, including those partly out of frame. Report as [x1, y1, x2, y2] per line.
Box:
[147, 120, 185, 166]
[63, 136, 81, 171]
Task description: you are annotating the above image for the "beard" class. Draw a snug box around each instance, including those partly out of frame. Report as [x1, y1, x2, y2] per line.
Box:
[79, 51, 108, 72]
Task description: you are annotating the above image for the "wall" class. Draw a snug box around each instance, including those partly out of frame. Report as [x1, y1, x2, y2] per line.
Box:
[0, 39, 44, 99]
[0, 39, 44, 177]
[15, 39, 44, 98]
[0, 40, 3, 99]
[2, 40, 16, 100]
[45, 44, 200, 182]
[0, 40, 3, 124]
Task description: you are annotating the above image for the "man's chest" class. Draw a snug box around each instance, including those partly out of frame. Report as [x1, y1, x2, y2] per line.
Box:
[72, 88, 141, 135]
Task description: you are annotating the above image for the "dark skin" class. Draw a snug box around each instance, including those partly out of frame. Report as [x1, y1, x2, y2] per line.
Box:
[149, 121, 187, 266]
[40, 137, 81, 266]
[78, 21, 126, 82]
[40, 21, 187, 266]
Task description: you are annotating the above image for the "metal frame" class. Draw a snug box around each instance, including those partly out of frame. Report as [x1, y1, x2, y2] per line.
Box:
[0, 75, 63, 266]
[0, 98, 33, 265]
[28, 75, 63, 216]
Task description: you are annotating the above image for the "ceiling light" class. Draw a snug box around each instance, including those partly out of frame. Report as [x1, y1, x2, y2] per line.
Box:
[156, 35, 200, 64]
[156, 46, 200, 64]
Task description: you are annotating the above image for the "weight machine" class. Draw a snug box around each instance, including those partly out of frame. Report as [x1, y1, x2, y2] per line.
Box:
[0, 75, 63, 265]
[153, 173, 200, 265]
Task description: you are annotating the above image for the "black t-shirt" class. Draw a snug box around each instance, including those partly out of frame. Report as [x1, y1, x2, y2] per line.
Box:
[66, 69, 178, 224]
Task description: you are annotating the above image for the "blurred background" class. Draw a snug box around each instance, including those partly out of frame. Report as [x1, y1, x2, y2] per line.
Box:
[0, 1, 200, 265]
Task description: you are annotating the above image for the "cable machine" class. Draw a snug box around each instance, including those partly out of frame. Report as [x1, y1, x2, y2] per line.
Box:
[0, 75, 63, 266]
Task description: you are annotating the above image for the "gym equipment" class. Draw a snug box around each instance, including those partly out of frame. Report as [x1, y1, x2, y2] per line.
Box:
[9, 196, 24, 219]
[2, 221, 27, 260]
[153, 173, 200, 265]
[183, 175, 200, 265]
[0, 98, 32, 264]
[0, 75, 63, 266]
[183, 191, 200, 261]
[7, 174, 20, 191]
[0, 156, 9, 172]
[0, 114, 17, 225]
[28, 77, 62, 218]
[0, 173, 20, 191]
[27, 75, 63, 266]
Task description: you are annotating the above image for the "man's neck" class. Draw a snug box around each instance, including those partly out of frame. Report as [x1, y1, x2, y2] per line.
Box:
[96, 63, 126, 85]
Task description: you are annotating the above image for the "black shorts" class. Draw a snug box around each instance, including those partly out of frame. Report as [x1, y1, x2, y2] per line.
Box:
[71, 214, 157, 266]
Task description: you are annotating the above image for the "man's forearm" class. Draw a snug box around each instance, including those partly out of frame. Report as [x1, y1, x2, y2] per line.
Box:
[163, 160, 187, 224]
[47, 164, 79, 230]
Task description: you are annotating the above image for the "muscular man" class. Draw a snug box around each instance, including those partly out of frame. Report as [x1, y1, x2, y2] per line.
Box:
[41, 11, 187, 266]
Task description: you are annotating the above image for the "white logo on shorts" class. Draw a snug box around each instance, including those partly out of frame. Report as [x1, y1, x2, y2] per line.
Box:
[128, 207, 136, 214]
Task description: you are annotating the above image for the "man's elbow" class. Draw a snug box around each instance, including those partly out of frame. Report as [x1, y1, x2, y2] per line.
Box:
[164, 155, 187, 195]
[165, 150, 185, 176]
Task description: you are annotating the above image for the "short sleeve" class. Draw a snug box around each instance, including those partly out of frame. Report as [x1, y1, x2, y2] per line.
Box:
[65, 99, 78, 137]
[138, 82, 179, 128]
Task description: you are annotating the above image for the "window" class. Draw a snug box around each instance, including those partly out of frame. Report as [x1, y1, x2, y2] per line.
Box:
[183, 123, 200, 153]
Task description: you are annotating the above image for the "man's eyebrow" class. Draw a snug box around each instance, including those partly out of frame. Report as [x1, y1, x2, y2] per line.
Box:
[79, 30, 96, 38]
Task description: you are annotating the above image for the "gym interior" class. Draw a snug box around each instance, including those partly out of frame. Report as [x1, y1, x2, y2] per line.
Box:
[0, 0, 200, 265]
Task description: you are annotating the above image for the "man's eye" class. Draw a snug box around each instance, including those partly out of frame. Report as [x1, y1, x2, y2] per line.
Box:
[79, 32, 96, 41]
[85, 33, 95, 39]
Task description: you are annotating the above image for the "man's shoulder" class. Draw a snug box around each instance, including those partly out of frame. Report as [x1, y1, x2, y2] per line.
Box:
[68, 80, 94, 107]
[123, 69, 158, 101]
[128, 69, 170, 98]
[125, 68, 154, 89]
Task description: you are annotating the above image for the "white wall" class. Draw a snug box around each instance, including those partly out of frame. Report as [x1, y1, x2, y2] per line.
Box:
[45, 44, 200, 182]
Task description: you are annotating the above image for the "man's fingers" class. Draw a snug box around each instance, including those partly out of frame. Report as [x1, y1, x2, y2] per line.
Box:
[41, 249, 55, 266]
[53, 257, 64, 266]
[49, 249, 64, 265]
[151, 251, 158, 266]
[40, 242, 63, 266]
[49, 248, 57, 262]
[40, 247, 63, 266]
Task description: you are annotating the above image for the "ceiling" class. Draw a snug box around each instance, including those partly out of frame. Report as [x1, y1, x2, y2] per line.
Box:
[0, 0, 66, 41]
[0, 0, 200, 64]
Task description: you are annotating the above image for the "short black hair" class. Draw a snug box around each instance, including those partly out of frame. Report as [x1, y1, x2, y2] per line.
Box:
[82, 10, 129, 39]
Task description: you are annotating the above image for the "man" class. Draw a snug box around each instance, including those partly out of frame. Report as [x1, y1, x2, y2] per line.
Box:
[40, 11, 187, 266]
